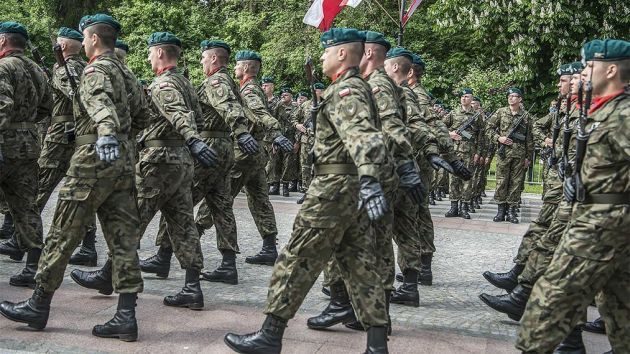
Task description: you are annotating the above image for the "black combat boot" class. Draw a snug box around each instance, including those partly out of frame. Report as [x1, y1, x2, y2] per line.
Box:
[245, 234, 278, 265]
[321, 287, 330, 297]
[289, 180, 298, 192]
[554, 327, 586, 354]
[493, 203, 507, 222]
[201, 250, 237, 284]
[268, 183, 280, 196]
[481, 190, 487, 197]
[224, 314, 286, 354]
[70, 259, 114, 295]
[428, 191, 436, 205]
[296, 193, 306, 204]
[307, 281, 355, 329]
[482, 263, 524, 292]
[93, 292, 138, 341]
[461, 202, 471, 219]
[282, 182, 290, 197]
[479, 284, 531, 321]
[472, 196, 481, 209]
[0, 232, 25, 261]
[468, 200, 476, 213]
[390, 269, 419, 307]
[435, 189, 443, 201]
[164, 269, 204, 310]
[365, 326, 389, 354]
[139, 246, 172, 278]
[10, 248, 41, 288]
[0, 213, 14, 239]
[419, 253, 433, 285]
[582, 317, 606, 334]
[444, 201, 459, 217]
[69, 226, 98, 266]
[508, 205, 519, 224]
[0, 286, 53, 330]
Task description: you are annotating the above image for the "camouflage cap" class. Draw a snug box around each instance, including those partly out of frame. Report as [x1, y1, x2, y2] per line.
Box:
[320, 28, 363, 48]
[79, 14, 121, 33]
[147, 32, 181, 48]
[361, 30, 391, 51]
[115, 39, 129, 52]
[235, 50, 262, 62]
[0, 21, 28, 40]
[386, 47, 414, 61]
[261, 76, 275, 84]
[581, 39, 630, 63]
[507, 87, 522, 96]
[411, 53, 426, 69]
[57, 27, 83, 42]
[313, 82, 325, 90]
[459, 88, 473, 96]
[200, 39, 231, 55]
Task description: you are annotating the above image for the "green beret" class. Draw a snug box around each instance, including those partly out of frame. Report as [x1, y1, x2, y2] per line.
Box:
[581, 39, 630, 63]
[507, 87, 522, 96]
[386, 47, 414, 61]
[411, 53, 425, 69]
[79, 14, 121, 33]
[235, 50, 262, 62]
[313, 82, 325, 90]
[556, 63, 573, 76]
[115, 39, 129, 52]
[261, 76, 275, 84]
[57, 27, 83, 42]
[297, 91, 308, 98]
[570, 61, 584, 73]
[473, 96, 481, 103]
[459, 88, 473, 96]
[362, 31, 391, 51]
[147, 32, 181, 48]
[0, 22, 28, 40]
[320, 27, 363, 48]
[280, 86, 292, 94]
[200, 39, 231, 55]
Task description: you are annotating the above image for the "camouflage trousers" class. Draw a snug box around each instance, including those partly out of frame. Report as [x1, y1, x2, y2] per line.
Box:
[35, 175, 142, 293]
[299, 139, 314, 190]
[264, 175, 388, 327]
[133, 160, 203, 271]
[267, 147, 300, 184]
[394, 192, 422, 273]
[516, 204, 630, 353]
[417, 167, 435, 254]
[0, 158, 43, 250]
[494, 156, 527, 206]
[35, 140, 73, 211]
[437, 169, 449, 192]
[158, 139, 238, 253]
[449, 153, 474, 202]
[470, 162, 486, 197]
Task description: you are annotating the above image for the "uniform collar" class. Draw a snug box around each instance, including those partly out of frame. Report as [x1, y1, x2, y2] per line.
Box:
[589, 89, 625, 115]
[332, 66, 358, 83]
[156, 65, 177, 76]
[0, 49, 23, 59]
[240, 76, 255, 88]
[88, 51, 115, 64]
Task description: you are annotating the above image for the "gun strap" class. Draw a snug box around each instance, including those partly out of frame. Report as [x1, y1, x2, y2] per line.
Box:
[583, 193, 630, 205]
[313, 163, 357, 175]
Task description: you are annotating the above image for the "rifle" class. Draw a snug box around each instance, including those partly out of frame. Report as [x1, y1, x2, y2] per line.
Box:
[573, 76, 592, 202]
[28, 40, 52, 80]
[51, 38, 84, 142]
[454, 110, 482, 140]
[543, 96, 564, 167]
[304, 57, 318, 163]
[182, 54, 190, 79]
[497, 103, 535, 159]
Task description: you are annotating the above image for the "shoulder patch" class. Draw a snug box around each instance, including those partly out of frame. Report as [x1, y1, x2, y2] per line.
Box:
[339, 88, 351, 98]
[159, 82, 175, 89]
[84, 67, 96, 74]
[211, 79, 220, 87]
[372, 86, 381, 94]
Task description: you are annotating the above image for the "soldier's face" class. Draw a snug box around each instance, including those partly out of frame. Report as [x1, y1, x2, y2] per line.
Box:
[383, 59, 395, 77]
[234, 61, 244, 79]
[200, 50, 212, 75]
[315, 88, 323, 98]
[147, 47, 160, 72]
[460, 94, 472, 106]
[281, 93, 292, 104]
[82, 30, 94, 57]
[297, 96, 307, 105]
[507, 94, 522, 106]
[471, 101, 480, 110]
[321, 46, 341, 79]
[262, 83, 274, 95]
[583, 60, 616, 96]
[558, 75, 571, 96]
[570, 73, 582, 95]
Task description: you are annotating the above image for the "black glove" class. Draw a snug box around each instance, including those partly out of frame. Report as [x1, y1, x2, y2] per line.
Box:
[427, 154, 454, 173]
[449, 159, 473, 180]
[273, 135, 293, 153]
[563, 177, 576, 203]
[187, 137, 218, 168]
[237, 132, 260, 155]
[358, 176, 389, 221]
[95, 135, 120, 163]
[397, 161, 426, 205]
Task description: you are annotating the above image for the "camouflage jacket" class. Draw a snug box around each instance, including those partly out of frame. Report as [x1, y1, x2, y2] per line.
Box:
[554, 98, 580, 165]
[0, 51, 52, 159]
[274, 101, 297, 142]
[240, 78, 281, 143]
[267, 95, 280, 113]
[197, 67, 249, 137]
[143, 67, 203, 165]
[67, 52, 142, 178]
[366, 68, 414, 168]
[413, 82, 454, 159]
[487, 106, 534, 160]
[290, 99, 314, 143]
[411, 82, 432, 107]
[401, 85, 440, 170]
[48, 54, 86, 145]
[444, 106, 483, 155]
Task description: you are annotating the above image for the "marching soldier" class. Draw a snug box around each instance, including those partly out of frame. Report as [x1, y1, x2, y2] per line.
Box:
[268, 87, 298, 197]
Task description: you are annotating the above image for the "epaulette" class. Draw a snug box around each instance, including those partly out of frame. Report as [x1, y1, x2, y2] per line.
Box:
[339, 88, 351, 98]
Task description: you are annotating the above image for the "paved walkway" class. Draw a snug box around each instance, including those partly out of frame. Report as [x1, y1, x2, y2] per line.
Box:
[0, 189, 611, 353]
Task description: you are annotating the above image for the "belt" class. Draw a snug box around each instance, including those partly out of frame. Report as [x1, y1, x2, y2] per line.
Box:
[582, 193, 630, 205]
[199, 131, 231, 138]
[51, 115, 74, 124]
[143, 139, 185, 148]
[75, 134, 129, 146]
[313, 163, 358, 175]
[4, 122, 37, 130]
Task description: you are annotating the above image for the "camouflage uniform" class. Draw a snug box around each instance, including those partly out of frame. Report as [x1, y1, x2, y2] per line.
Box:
[35, 52, 144, 293]
[0, 51, 51, 251]
[517, 91, 630, 354]
[263, 95, 280, 183]
[290, 99, 315, 190]
[268, 101, 299, 185]
[264, 68, 390, 327]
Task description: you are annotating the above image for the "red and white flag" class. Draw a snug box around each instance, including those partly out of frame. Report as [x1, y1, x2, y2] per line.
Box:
[303, 0, 364, 31]
[402, 0, 424, 26]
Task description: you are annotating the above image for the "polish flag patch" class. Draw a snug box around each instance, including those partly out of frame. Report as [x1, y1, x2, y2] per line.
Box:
[339, 88, 351, 97]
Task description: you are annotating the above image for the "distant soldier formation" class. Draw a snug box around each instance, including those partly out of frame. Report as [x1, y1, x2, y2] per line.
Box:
[0, 14, 628, 354]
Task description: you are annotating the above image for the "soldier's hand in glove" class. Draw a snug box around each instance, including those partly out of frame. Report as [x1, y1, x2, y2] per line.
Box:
[95, 135, 120, 163]
[237, 132, 259, 155]
[187, 137, 218, 168]
[427, 154, 454, 173]
[273, 135, 293, 153]
[449, 159, 473, 180]
[358, 176, 389, 221]
[563, 177, 576, 203]
[397, 161, 426, 205]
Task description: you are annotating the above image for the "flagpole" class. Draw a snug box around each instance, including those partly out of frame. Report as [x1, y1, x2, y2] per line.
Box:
[398, 0, 405, 46]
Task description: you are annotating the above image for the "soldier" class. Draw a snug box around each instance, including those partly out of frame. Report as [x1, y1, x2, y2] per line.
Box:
[516, 38, 630, 354]
[114, 39, 128, 63]
[261, 76, 281, 195]
[0, 22, 52, 286]
[0, 14, 144, 340]
[469, 96, 487, 210]
[443, 88, 484, 219]
[268, 87, 299, 197]
[487, 88, 534, 224]
[224, 27, 391, 354]
[296, 91, 308, 107]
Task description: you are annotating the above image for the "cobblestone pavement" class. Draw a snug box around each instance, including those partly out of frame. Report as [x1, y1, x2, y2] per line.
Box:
[0, 186, 611, 353]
